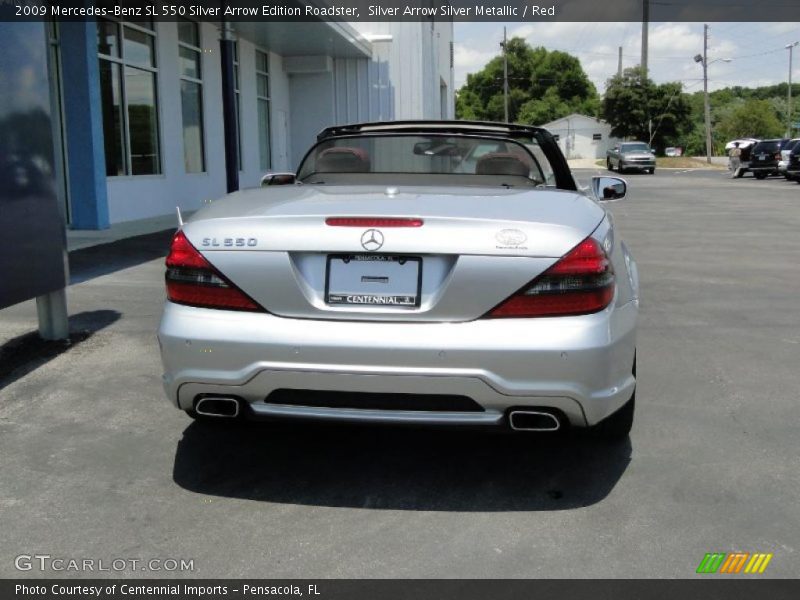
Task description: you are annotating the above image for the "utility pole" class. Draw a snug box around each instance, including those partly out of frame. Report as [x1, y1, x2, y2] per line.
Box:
[618, 46, 623, 77]
[502, 26, 509, 123]
[696, 30, 731, 164]
[787, 42, 798, 137]
[703, 24, 712, 164]
[641, 0, 649, 78]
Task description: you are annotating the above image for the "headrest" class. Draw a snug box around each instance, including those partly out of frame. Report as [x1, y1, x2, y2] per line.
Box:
[316, 147, 371, 173]
[475, 152, 530, 177]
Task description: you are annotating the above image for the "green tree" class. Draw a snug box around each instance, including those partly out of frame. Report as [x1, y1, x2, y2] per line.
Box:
[517, 87, 569, 125]
[602, 66, 691, 152]
[716, 99, 784, 141]
[455, 89, 484, 120]
[455, 38, 599, 125]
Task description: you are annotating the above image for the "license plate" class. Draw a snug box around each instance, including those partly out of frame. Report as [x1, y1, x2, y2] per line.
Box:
[325, 254, 422, 307]
[758, 154, 766, 160]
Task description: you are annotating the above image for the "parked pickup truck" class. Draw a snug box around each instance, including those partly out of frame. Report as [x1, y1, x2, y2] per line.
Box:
[607, 142, 656, 174]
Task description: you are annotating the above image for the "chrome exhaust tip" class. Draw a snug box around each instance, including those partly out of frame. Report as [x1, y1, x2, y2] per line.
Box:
[508, 410, 561, 432]
[195, 396, 240, 418]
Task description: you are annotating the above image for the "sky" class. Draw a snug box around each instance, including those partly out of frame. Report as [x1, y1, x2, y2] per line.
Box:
[454, 22, 800, 95]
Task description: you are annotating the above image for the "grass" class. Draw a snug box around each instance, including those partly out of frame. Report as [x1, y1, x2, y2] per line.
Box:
[594, 157, 726, 169]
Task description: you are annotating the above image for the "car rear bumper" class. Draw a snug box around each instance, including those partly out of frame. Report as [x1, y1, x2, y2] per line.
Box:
[157, 299, 638, 428]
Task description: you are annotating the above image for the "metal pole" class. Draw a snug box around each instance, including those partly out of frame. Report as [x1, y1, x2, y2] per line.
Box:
[220, 21, 239, 193]
[788, 44, 794, 137]
[618, 46, 623, 77]
[703, 24, 712, 164]
[36, 289, 69, 341]
[502, 26, 509, 123]
[641, 0, 649, 78]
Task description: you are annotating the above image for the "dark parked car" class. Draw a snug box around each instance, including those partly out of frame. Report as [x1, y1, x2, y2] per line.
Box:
[746, 139, 790, 179]
[785, 143, 800, 182]
[778, 138, 800, 177]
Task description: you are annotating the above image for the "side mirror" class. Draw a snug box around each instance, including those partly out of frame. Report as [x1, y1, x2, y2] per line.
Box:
[261, 172, 296, 186]
[592, 176, 627, 201]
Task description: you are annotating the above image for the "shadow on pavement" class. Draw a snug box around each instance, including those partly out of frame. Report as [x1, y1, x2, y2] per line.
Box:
[172, 420, 631, 511]
[69, 229, 175, 285]
[0, 310, 120, 390]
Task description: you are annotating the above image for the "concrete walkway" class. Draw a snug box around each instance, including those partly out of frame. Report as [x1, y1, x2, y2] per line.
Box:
[67, 211, 190, 252]
[567, 158, 602, 169]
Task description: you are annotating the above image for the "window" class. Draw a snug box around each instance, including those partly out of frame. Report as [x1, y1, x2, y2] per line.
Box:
[297, 135, 551, 187]
[178, 19, 205, 172]
[97, 18, 161, 176]
[593, 133, 603, 141]
[256, 50, 271, 171]
[553, 134, 560, 142]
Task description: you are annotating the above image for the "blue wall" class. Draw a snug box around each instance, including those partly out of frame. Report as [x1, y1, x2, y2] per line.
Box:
[60, 21, 109, 230]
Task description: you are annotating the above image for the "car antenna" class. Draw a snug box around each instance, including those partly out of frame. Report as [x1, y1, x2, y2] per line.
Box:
[176, 206, 183, 227]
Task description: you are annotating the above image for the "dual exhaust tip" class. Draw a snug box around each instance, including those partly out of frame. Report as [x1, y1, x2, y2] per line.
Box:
[508, 410, 561, 432]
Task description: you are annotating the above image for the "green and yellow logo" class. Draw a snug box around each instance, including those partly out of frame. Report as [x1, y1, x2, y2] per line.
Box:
[696, 552, 773, 574]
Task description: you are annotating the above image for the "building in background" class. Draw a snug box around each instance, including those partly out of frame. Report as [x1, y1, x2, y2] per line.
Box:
[539, 114, 621, 160]
[39, 18, 453, 230]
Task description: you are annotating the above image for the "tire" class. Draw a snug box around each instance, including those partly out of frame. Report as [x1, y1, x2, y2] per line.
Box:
[736, 169, 745, 178]
[593, 392, 635, 440]
[754, 172, 768, 180]
[649, 168, 656, 175]
[607, 159, 614, 171]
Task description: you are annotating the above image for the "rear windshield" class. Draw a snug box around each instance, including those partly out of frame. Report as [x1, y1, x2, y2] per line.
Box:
[753, 141, 781, 153]
[621, 143, 650, 152]
[297, 134, 555, 186]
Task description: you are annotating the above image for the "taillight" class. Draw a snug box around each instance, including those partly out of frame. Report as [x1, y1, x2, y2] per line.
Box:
[486, 237, 614, 318]
[165, 231, 263, 311]
[775, 153, 782, 160]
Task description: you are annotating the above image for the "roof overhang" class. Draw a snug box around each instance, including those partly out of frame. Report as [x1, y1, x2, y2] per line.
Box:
[227, 20, 372, 59]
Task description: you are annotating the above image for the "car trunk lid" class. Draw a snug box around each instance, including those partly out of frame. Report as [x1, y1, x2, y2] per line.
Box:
[180, 185, 606, 321]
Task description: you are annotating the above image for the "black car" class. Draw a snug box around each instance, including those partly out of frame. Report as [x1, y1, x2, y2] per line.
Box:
[785, 143, 800, 182]
[747, 139, 790, 179]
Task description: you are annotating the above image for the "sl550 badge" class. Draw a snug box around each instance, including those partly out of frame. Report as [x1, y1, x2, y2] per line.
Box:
[202, 237, 258, 247]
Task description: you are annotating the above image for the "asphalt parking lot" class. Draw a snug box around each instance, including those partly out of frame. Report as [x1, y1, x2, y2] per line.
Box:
[1, 168, 799, 578]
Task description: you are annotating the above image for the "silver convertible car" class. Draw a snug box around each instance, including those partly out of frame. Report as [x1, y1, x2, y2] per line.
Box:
[158, 121, 639, 438]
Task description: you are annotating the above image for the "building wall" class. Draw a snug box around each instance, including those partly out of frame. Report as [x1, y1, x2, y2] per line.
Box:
[348, 21, 455, 121]
[542, 115, 621, 160]
[105, 23, 295, 223]
[68, 20, 455, 227]
[436, 20, 455, 119]
[107, 22, 221, 223]
[288, 60, 335, 169]
[269, 53, 292, 172]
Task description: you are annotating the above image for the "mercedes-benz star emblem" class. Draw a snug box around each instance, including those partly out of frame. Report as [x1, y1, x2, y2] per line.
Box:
[360, 229, 384, 251]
